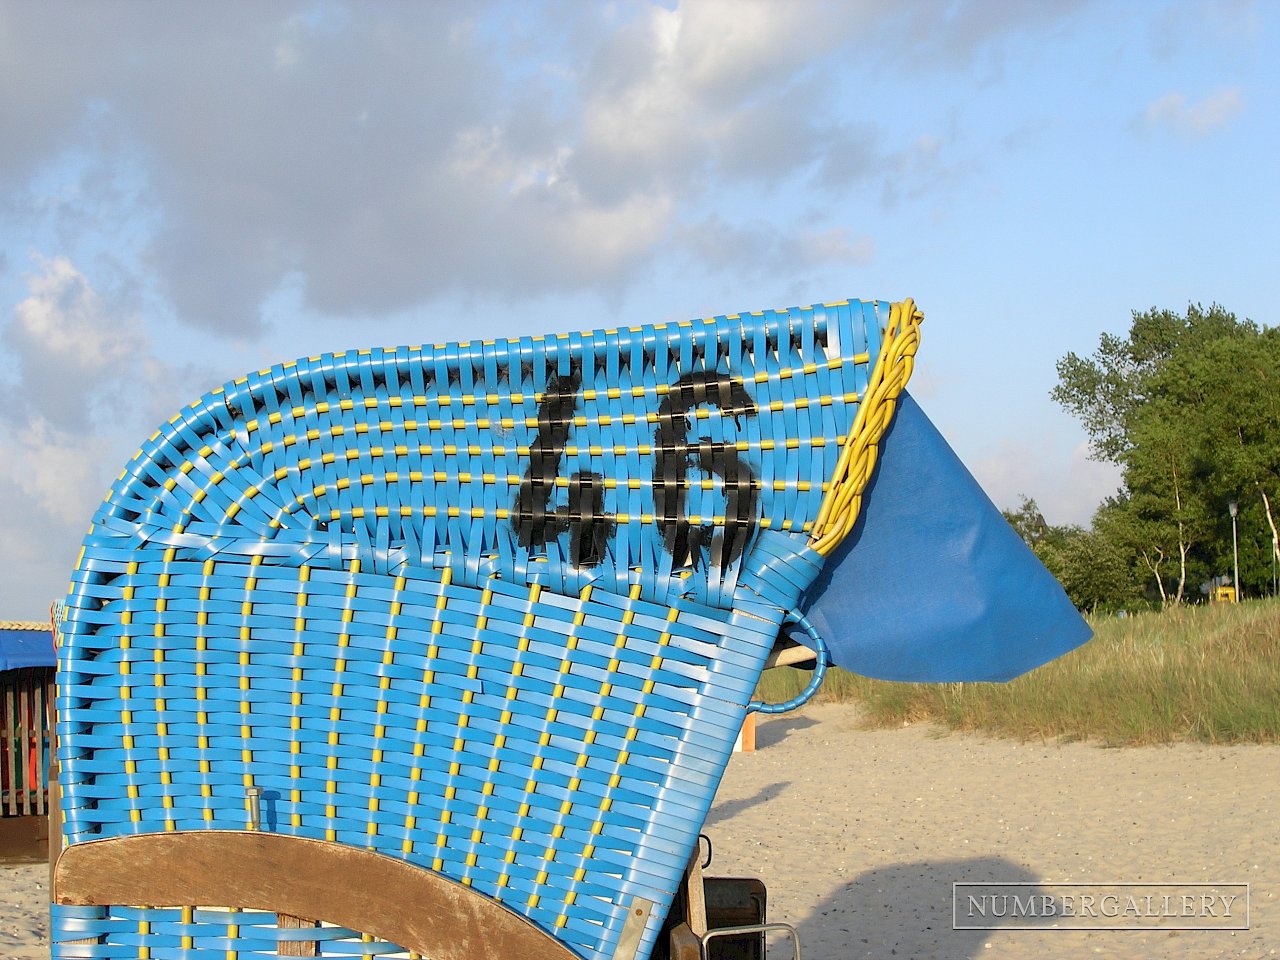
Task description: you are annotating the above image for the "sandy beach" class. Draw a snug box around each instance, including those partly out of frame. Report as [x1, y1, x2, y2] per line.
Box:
[4, 703, 1277, 959]
[706, 705, 1279, 959]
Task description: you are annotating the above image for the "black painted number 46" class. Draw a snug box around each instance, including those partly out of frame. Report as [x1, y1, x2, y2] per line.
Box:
[513, 365, 760, 570]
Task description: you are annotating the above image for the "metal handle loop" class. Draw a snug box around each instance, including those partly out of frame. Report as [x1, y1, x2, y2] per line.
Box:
[700, 922, 801, 960]
[748, 609, 828, 715]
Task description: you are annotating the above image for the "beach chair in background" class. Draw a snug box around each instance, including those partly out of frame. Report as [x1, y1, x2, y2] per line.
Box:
[50, 298, 1088, 959]
[0, 620, 55, 864]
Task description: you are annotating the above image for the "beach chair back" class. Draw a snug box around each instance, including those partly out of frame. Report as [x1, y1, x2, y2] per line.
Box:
[52, 299, 920, 960]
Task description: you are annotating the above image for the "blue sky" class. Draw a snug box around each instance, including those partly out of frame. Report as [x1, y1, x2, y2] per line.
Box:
[0, 0, 1275, 617]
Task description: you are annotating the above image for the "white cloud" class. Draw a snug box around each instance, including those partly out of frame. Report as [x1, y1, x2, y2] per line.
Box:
[669, 1, 845, 104]
[797, 227, 875, 265]
[10, 255, 135, 367]
[1142, 87, 1243, 138]
[0, 259, 148, 501]
[0, 415, 113, 527]
[0, 2, 1097, 333]
[569, 0, 868, 204]
[0, 0, 1117, 616]
[678, 217, 874, 277]
[546, 193, 673, 275]
[497, 188, 675, 291]
[0, 256, 198, 615]
[0, 414, 120, 616]
[3, 256, 144, 429]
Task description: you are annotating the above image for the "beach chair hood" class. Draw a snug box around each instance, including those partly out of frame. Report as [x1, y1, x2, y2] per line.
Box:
[51, 298, 1087, 960]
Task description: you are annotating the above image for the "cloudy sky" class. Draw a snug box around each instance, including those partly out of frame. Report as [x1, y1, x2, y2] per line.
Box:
[1, 0, 1276, 617]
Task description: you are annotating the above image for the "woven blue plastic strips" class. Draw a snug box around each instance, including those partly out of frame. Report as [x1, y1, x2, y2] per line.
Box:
[53, 299, 920, 960]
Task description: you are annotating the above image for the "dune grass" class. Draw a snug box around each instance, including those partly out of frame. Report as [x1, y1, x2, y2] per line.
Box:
[754, 597, 1280, 745]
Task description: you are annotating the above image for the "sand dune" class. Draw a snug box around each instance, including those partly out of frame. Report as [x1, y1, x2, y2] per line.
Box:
[5, 703, 1276, 958]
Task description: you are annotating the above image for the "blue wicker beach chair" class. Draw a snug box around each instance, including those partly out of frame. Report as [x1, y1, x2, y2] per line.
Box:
[50, 298, 1087, 960]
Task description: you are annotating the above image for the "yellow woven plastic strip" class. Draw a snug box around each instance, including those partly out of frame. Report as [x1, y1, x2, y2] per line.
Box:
[809, 298, 923, 556]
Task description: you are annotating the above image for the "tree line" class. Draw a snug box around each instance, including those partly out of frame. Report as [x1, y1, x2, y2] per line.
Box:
[1004, 304, 1280, 613]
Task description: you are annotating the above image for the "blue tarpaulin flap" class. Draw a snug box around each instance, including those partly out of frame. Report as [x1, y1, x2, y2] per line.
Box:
[800, 391, 1092, 682]
[0, 627, 55, 672]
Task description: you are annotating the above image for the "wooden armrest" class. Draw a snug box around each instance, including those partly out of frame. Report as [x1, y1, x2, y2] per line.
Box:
[54, 831, 578, 960]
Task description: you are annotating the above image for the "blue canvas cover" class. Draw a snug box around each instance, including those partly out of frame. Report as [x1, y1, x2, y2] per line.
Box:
[0, 625, 54, 672]
[801, 392, 1091, 681]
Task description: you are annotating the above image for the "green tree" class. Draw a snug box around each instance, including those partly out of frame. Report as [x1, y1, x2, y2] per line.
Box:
[1001, 496, 1052, 548]
[1149, 328, 1280, 595]
[1075, 500, 1147, 611]
[1002, 496, 1143, 613]
[1052, 304, 1265, 606]
[1052, 304, 1248, 461]
[1123, 393, 1214, 604]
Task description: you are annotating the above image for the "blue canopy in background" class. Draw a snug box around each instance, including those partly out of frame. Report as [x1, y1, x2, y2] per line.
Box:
[801, 391, 1092, 682]
[0, 624, 55, 672]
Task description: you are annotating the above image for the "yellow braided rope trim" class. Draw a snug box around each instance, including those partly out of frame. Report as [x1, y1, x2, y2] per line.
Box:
[0, 620, 50, 631]
[809, 298, 923, 556]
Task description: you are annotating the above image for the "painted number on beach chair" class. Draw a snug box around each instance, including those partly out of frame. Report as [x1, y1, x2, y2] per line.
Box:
[515, 367, 759, 569]
[513, 364, 615, 567]
[653, 372, 759, 568]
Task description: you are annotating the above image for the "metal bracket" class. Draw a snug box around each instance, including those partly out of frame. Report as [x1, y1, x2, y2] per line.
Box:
[700, 922, 801, 960]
